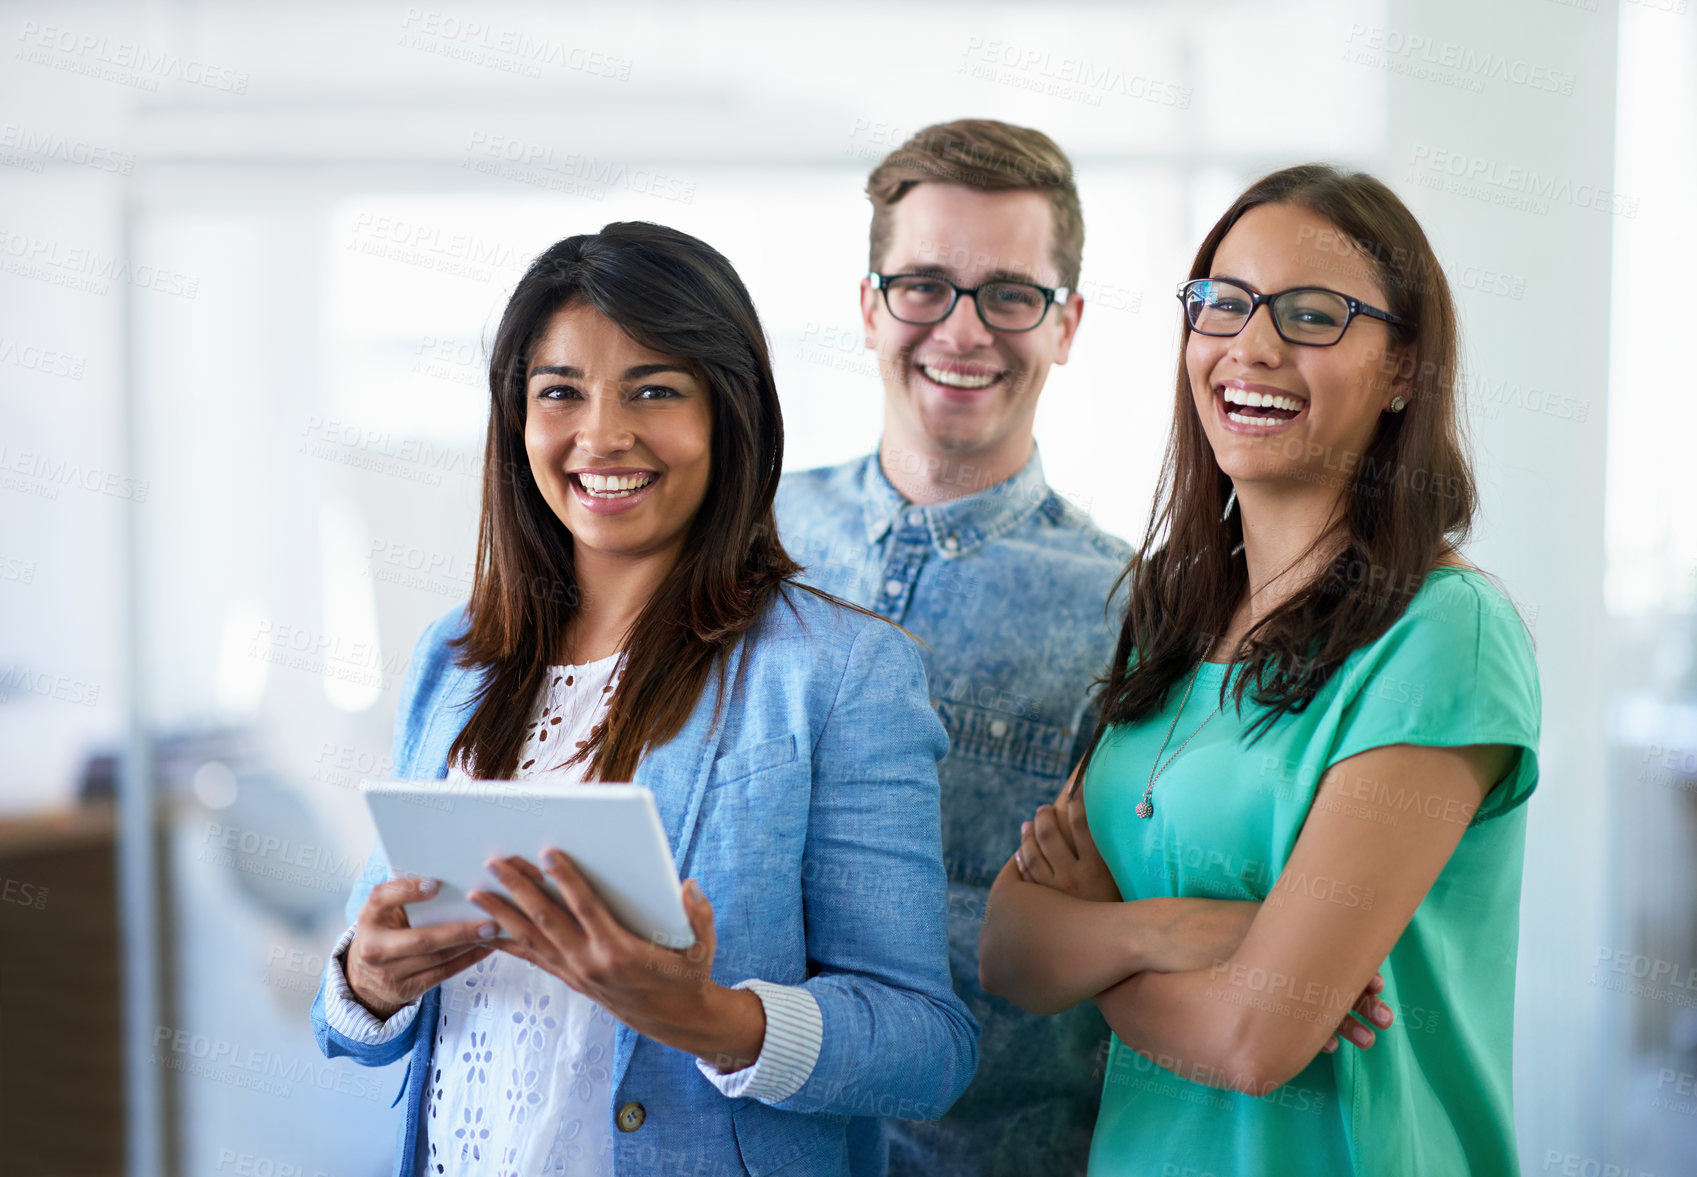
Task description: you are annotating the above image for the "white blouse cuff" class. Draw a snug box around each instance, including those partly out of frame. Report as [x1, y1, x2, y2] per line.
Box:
[694, 980, 823, 1104]
[321, 924, 422, 1045]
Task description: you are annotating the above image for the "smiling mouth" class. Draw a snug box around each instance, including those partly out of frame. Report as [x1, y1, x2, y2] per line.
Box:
[918, 362, 1004, 391]
[571, 471, 657, 499]
[1218, 385, 1308, 429]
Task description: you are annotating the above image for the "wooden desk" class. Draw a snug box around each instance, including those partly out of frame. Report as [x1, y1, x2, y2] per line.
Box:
[0, 803, 126, 1175]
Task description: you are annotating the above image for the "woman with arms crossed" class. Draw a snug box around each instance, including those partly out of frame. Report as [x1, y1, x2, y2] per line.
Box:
[311, 222, 977, 1176]
[980, 165, 1540, 1175]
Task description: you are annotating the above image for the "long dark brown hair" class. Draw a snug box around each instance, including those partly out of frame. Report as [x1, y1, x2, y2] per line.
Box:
[447, 221, 802, 781]
[1079, 164, 1476, 772]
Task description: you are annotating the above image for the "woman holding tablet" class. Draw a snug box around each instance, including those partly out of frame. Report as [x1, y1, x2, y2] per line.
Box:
[310, 221, 978, 1176]
[978, 165, 1540, 1174]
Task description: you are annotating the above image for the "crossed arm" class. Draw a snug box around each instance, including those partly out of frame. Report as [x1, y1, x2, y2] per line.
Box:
[980, 740, 1514, 1094]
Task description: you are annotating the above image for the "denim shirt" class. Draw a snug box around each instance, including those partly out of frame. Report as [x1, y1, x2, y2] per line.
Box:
[777, 446, 1133, 1177]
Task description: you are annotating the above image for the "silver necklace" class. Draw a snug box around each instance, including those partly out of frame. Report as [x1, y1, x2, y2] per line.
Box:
[1137, 663, 1224, 819]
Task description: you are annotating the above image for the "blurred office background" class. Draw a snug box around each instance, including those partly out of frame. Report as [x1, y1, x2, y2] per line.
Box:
[0, 0, 1690, 1173]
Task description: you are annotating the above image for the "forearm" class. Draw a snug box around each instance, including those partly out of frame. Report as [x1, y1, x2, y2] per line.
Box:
[1092, 967, 1262, 1093]
[1092, 954, 1351, 1095]
[980, 860, 1167, 1014]
[645, 984, 766, 1073]
[672, 983, 767, 1078]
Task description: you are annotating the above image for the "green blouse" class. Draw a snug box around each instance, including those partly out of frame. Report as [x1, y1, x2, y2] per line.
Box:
[1081, 567, 1541, 1176]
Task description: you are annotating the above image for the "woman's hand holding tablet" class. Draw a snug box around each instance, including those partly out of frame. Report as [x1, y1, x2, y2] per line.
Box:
[358, 780, 765, 1069]
[344, 877, 500, 1020]
[471, 853, 767, 1073]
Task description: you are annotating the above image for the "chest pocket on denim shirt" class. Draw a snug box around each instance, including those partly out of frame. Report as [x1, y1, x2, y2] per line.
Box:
[709, 733, 800, 788]
[934, 699, 1072, 779]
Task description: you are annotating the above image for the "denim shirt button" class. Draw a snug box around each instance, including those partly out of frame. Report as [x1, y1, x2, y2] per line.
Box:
[941, 535, 960, 553]
[883, 578, 905, 597]
[988, 718, 1009, 739]
[904, 508, 925, 527]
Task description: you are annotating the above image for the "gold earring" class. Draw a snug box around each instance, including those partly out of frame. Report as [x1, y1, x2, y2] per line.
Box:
[1389, 395, 1407, 413]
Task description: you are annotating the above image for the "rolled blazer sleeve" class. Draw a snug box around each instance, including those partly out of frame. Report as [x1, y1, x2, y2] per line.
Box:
[694, 979, 824, 1102]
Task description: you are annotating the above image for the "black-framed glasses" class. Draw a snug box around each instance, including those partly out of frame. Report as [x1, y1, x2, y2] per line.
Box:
[871, 271, 1069, 333]
[1177, 278, 1410, 347]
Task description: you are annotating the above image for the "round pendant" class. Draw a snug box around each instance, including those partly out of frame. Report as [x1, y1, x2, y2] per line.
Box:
[1135, 799, 1154, 820]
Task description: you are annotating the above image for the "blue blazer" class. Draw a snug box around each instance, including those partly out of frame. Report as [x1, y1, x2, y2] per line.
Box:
[310, 584, 979, 1176]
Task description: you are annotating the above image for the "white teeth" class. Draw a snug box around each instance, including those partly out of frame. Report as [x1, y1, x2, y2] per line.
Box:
[1221, 386, 1305, 413]
[578, 472, 656, 496]
[921, 365, 999, 390]
[1226, 410, 1287, 428]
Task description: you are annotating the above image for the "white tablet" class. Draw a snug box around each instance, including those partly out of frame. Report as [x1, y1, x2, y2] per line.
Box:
[360, 779, 695, 949]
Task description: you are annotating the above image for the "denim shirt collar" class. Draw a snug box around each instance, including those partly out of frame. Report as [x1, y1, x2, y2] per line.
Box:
[860, 442, 1051, 558]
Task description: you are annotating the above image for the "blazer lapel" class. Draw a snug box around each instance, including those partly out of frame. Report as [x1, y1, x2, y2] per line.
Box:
[635, 634, 746, 864]
[408, 663, 484, 779]
[611, 633, 748, 1094]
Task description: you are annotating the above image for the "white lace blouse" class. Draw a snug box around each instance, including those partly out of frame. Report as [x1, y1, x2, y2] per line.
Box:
[320, 653, 824, 1176]
[423, 652, 623, 1175]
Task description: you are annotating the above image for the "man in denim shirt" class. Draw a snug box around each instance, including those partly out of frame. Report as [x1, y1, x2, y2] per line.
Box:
[777, 119, 1132, 1175]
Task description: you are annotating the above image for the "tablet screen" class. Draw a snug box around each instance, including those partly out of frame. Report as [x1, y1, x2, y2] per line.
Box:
[361, 780, 695, 949]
